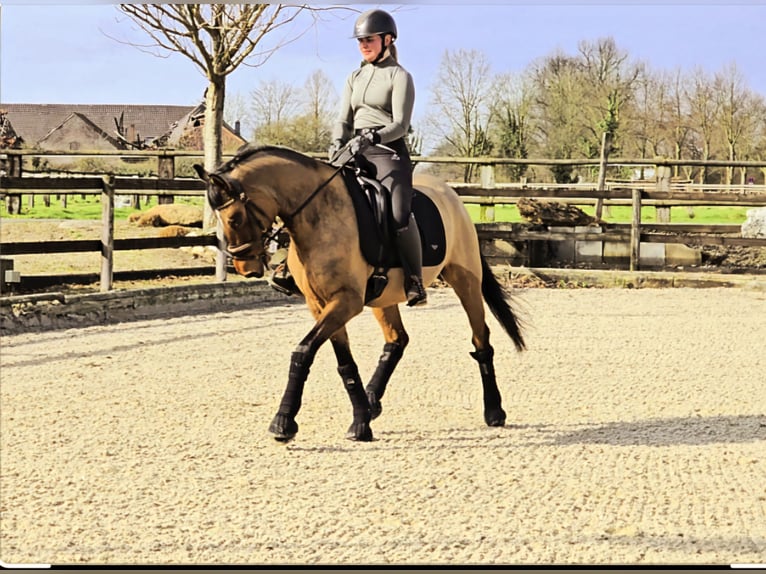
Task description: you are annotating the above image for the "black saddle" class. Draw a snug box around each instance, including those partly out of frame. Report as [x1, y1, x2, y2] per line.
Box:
[338, 156, 446, 303]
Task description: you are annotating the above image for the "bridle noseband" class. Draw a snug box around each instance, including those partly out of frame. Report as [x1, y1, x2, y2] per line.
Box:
[215, 189, 274, 261]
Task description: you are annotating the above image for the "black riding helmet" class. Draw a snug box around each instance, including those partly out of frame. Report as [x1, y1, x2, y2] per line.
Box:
[352, 9, 397, 39]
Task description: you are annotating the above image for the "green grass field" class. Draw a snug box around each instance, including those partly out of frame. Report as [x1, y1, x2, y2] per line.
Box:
[460, 203, 748, 224]
[0, 195, 205, 221]
[0, 194, 750, 225]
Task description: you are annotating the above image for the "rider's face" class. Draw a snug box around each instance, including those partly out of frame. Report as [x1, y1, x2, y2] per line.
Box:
[357, 35, 387, 63]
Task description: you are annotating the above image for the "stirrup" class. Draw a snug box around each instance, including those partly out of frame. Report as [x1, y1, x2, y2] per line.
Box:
[406, 275, 428, 307]
[269, 264, 300, 296]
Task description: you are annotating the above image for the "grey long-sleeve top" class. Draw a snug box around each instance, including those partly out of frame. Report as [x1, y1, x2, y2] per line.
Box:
[331, 56, 415, 145]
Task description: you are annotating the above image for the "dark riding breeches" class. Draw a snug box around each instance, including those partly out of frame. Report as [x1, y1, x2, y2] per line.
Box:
[360, 137, 413, 231]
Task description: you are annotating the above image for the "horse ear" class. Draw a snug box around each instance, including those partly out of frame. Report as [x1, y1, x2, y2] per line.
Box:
[210, 173, 230, 192]
[193, 164, 209, 182]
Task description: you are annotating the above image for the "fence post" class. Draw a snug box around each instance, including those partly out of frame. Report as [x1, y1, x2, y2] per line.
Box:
[655, 163, 671, 222]
[157, 153, 176, 205]
[101, 174, 115, 292]
[480, 164, 496, 222]
[216, 221, 228, 282]
[595, 131, 611, 220]
[4, 152, 22, 215]
[630, 187, 642, 271]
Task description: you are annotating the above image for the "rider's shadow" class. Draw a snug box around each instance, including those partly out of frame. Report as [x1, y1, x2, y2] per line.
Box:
[552, 414, 766, 447]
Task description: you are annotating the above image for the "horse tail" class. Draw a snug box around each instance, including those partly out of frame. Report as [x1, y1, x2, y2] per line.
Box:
[480, 254, 526, 352]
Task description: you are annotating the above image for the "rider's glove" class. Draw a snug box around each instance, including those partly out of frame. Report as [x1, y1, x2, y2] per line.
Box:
[328, 139, 343, 161]
[348, 130, 381, 156]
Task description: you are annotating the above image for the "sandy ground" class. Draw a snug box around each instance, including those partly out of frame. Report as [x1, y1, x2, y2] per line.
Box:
[1, 287, 765, 566]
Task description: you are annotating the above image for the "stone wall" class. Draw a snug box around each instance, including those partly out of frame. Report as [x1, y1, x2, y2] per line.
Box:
[0, 280, 294, 336]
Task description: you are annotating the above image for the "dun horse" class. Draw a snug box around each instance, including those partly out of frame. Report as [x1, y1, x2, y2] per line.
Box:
[194, 145, 525, 442]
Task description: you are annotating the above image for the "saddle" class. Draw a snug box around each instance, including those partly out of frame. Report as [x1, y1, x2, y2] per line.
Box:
[336, 154, 446, 303]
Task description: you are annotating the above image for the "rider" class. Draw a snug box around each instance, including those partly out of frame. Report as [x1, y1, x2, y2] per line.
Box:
[328, 9, 427, 307]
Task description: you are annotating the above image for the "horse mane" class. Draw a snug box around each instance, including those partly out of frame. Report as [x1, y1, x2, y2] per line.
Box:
[215, 143, 320, 175]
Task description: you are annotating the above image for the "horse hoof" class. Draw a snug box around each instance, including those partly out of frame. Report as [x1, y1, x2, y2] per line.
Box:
[346, 422, 373, 442]
[484, 409, 506, 427]
[269, 413, 298, 442]
[367, 391, 383, 420]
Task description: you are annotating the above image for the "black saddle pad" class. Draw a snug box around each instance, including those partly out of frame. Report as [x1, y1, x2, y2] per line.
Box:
[343, 169, 446, 269]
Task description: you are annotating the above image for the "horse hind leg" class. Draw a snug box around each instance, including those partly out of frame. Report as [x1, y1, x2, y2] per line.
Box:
[366, 306, 409, 420]
[440, 263, 506, 427]
[331, 331, 373, 441]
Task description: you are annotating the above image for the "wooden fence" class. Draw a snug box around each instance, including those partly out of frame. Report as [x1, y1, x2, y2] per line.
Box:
[2, 150, 766, 292]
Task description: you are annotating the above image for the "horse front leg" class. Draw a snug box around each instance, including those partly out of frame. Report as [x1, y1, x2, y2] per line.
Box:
[330, 331, 372, 441]
[366, 306, 409, 420]
[268, 291, 365, 442]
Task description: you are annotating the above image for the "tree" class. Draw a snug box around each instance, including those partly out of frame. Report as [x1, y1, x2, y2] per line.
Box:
[117, 3, 313, 228]
[250, 78, 300, 145]
[576, 37, 643, 161]
[247, 70, 337, 153]
[714, 62, 757, 184]
[530, 51, 586, 182]
[426, 48, 494, 181]
[297, 69, 337, 153]
[687, 67, 719, 184]
[224, 91, 253, 141]
[666, 68, 695, 178]
[489, 72, 536, 181]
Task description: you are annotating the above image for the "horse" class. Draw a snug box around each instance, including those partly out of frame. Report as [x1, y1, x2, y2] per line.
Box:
[193, 144, 525, 442]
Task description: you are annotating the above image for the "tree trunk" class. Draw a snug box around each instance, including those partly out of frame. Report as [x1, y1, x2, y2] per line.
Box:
[204, 77, 226, 229]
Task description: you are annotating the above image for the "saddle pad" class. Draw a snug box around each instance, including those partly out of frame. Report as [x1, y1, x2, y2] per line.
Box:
[344, 170, 446, 269]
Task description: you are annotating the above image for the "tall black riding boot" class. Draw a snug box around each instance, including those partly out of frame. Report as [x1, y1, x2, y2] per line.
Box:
[395, 215, 427, 307]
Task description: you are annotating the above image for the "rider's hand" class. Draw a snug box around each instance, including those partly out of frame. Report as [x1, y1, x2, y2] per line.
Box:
[328, 139, 343, 161]
[348, 131, 380, 156]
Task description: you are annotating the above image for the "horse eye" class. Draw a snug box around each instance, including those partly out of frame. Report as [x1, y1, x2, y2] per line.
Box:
[228, 212, 244, 229]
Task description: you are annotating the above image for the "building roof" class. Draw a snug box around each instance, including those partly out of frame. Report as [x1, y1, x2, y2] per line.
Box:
[0, 103, 196, 146]
[38, 112, 125, 149]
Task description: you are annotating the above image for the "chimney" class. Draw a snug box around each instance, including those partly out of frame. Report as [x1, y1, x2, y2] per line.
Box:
[127, 124, 136, 143]
[234, 120, 241, 136]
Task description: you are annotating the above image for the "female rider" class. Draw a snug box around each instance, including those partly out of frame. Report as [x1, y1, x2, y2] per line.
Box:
[329, 9, 427, 307]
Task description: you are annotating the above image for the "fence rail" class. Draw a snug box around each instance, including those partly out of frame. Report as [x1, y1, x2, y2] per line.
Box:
[2, 150, 766, 292]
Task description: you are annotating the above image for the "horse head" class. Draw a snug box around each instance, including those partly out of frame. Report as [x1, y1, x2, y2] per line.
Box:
[193, 162, 277, 278]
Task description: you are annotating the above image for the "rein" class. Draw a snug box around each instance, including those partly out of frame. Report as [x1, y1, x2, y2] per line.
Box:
[210, 145, 355, 260]
[260, 158, 350, 245]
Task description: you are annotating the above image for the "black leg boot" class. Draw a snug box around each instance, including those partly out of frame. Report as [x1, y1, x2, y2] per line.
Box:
[469, 346, 506, 427]
[395, 216, 427, 307]
[270, 263, 301, 296]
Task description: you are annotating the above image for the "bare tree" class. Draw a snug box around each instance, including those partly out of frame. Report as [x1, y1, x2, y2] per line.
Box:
[714, 62, 757, 184]
[116, 3, 316, 226]
[250, 78, 300, 145]
[687, 67, 720, 184]
[299, 69, 337, 152]
[666, 68, 695, 178]
[489, 71, 536, 181]
[247, 71, 336, 152]
[576, 37, 643, 159]
[426, 48, 494, 181]
[224, 91, 253, 140]
[530, 51, 587, 182]
[624, 70, 668, 175]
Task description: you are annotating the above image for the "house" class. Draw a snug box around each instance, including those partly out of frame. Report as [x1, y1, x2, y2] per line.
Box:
[0, 102, 246, 153]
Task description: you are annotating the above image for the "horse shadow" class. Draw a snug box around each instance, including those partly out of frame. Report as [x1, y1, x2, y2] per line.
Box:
[552, 414, 766, 447]
[283, 416, 765, 452]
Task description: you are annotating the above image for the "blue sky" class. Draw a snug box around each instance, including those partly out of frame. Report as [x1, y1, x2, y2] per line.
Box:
[2, 2, 765, 130]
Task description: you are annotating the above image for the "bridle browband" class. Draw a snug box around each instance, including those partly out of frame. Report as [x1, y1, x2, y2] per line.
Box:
[211, 150, 350, 261]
